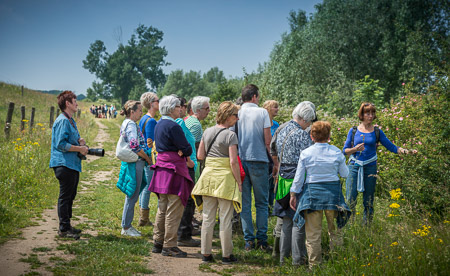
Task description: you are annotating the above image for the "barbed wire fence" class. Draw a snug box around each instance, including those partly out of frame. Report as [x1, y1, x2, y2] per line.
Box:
[3, 102, 81, 139]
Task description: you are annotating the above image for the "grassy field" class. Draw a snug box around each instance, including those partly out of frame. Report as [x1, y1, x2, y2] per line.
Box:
[0, 82, 448, 275]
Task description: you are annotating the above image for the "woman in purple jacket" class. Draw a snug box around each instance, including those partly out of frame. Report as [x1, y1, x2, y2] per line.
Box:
[149, 95, 193, 258]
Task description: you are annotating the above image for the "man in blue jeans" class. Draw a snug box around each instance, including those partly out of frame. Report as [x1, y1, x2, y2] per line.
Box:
[236, 84, 276, 251]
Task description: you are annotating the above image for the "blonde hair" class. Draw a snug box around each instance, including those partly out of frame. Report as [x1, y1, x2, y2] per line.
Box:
[140, 92, 158, 110]
[263, 100, 279, 111]
[120, 100, 141, 117]
[216, 101, 238, 124]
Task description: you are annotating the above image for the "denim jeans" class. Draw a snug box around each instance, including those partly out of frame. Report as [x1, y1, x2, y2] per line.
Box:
[139, 166, 153, 209]
[121, 160, 145, 228]
[346, 164, 377, 223]
[240, 161, 269, 242]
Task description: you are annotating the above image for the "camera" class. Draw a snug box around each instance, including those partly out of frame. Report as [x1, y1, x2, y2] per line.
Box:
[78, 147, 105, 160]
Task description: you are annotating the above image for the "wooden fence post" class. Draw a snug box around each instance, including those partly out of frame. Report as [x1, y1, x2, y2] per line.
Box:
[5, 102, 15, 139]
[50, 106, 55, 128]
[21, 85, 24, 97]
[77, 109, 81, 118]
[56, 108, 60, 117]
[21, 106, 26, 132]
[30, 107, 36, 134]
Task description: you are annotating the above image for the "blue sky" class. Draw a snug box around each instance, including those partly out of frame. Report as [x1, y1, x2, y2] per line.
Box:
[0, 0, 322, 95]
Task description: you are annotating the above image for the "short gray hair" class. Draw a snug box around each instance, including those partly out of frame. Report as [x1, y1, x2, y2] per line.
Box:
[159, 95, 180, 116]
[292, 101, 316, 122]
[140, 92, 158, 109]
[191, 96, 210, 114]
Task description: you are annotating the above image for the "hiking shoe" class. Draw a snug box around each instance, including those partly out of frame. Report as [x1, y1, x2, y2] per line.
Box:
[178, 238, 201, 247]
[191, 228, 201, 236]
[257, 241, 272, 252]
[152, 241, 163, 253]
[70, 226, 82, 234]
[58, 229, 80, 240]
[244, 240, 255, 251]
[202, 254, 215, 264]
[161, 247, 187, 258]
[222, 254, 238, 265]
[121, 226, 141, 237]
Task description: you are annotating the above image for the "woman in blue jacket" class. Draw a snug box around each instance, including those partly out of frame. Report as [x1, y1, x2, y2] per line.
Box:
[116, 100, 152, 237]
[50, 91, 89, 240]
[343, 102, 416, 224]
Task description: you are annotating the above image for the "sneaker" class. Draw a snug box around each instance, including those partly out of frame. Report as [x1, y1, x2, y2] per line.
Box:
[178, 238, 201, 247]
[152, 241, 163, 253]
[244, 240, 255, 251]
[161, 247, 187, 258]
[257, 241, 272, 252]
[121, 227, 141, 237]
[222, 254, 238, 265]
[58, 229, 80, 240]
[202, 254, 215, 264]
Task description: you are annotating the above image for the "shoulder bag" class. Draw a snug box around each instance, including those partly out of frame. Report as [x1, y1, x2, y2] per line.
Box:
[115, 119, 139, 163]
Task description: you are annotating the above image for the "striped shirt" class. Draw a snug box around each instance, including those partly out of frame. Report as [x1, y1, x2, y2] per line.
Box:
[184, 115, 203, 143]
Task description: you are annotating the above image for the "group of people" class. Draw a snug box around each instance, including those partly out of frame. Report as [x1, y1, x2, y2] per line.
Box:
[90, 104, 116, 119]
[50, 86, 416, 268]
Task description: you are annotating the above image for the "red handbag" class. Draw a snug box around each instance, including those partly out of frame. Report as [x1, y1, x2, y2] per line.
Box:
[237, 156, 246, 183]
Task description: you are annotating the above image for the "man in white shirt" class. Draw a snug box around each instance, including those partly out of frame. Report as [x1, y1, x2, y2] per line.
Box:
[236, 84, 274, 251]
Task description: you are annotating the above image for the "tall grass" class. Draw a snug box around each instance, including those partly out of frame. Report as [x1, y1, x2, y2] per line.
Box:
[0, 82, 95, 244]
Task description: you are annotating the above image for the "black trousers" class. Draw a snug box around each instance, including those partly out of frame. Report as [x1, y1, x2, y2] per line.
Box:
[53, 166, 79, 232]
[178, 168, 196, 240]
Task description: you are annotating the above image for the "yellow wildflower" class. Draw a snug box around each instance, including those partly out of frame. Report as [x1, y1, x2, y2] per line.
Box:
[389, 188, 402, 200]
[389, 203, 400, 209]
[16, 138, 21, 141]
[438, 239, 443, 243]
[390, 242, 398, 247]
[398, 256, 401, 260]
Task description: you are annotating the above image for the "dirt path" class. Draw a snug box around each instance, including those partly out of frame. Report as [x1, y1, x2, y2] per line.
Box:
[0, 119, 221, 276]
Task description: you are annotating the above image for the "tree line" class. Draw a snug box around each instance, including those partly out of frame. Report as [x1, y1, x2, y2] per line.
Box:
[83, 0, 448, 116]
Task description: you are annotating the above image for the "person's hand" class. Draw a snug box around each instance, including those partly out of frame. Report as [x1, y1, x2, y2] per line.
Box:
[289, 194, 297, 211]
[238, 182, 242, 192]
[78, 138, 86, 146]
[147, 138, 153, 148]
[79, 146, 89, 156]
[354, 143, 365, 152]
[187, 159, 195, 168]
[272, 166, 278, 177]
[178, 150, 183, 157]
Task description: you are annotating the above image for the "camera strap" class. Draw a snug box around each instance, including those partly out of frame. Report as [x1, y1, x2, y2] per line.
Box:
[62, 111, 80, 140]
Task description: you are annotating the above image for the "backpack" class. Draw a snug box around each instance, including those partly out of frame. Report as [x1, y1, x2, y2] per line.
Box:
[351, 126, 380, 147]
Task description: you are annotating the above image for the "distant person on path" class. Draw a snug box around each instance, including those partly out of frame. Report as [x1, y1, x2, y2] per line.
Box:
[237, 84, 273, 251]
[149, 95, 193, 258]
[116, 100, 152, 237]
[138, 92, 160, 227]
[185, 96, 210, 176]
[49, 90, 88, 240]
[192, 101, 242, 264]
[343, 102, 417, 224]
[291, 121, 350, 269]
[174, 96, 200, 247]
[270, 101, 315, 265]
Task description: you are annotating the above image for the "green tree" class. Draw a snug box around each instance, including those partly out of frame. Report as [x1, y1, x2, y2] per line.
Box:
[86, 81, 111, 101]
[352, 75, 385, 111]
[262, 0, 448, 114]
[83, 24, 169, 104]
